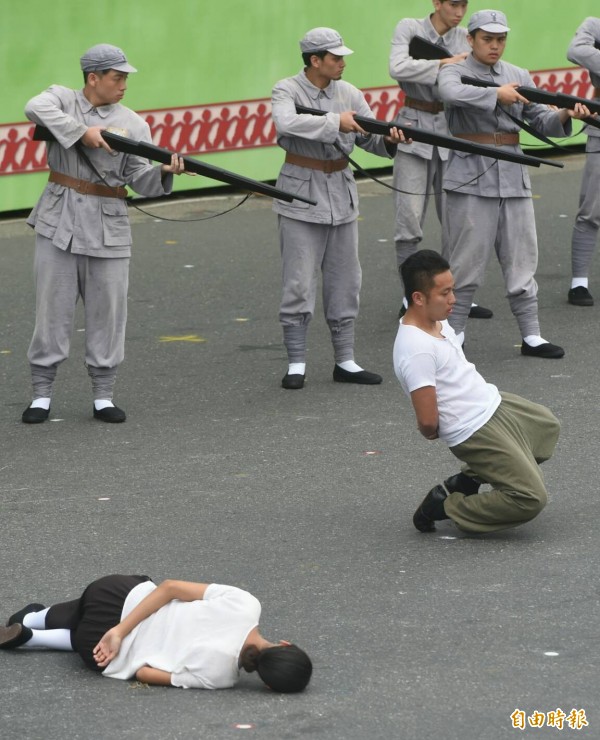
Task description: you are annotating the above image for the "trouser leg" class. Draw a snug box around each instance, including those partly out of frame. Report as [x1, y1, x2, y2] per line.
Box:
[496, 198, 540, 338]
[445, 193, 497, 334]
[27, 236, 80, 397]
[445, 393, 560, 533]
[321, 221, 361, 363]
[278, 216, 328, 363]
[393, 151, 435, 281]
[79, 255, 129, 397]
[571, 150, 600, 278]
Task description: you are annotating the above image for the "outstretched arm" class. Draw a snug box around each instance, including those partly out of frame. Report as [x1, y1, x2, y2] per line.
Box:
[93, 580, 210, 668]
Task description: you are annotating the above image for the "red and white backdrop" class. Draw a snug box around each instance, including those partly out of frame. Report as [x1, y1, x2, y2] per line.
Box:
[0, 67, 593, 177]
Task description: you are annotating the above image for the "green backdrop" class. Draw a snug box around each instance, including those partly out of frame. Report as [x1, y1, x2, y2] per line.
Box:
[1, 0, 598, 212]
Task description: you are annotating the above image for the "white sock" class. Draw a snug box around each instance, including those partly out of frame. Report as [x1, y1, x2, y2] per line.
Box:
[402, 297, 408, 309]
[94, 399, 115, 411]
[571, 277, 588, 289]
[471, 303, 478, 308]
[523, 335, 548, 347]
[30, 397, 51, 410]
[23, 607, 50, 630]
[337, 360, 364, 373]
[288, 363, 306, 375]
[23, 629, 73, 651]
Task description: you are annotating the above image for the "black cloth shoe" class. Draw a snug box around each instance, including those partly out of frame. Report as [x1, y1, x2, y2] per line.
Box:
[444, 473, 481, 496]
[281, 373, 305, 390]
[521, 341, 565, 359]
[468, 304, 493, 319]
[413, 484, 449, 533]
[568, 286, 594, 306]
[7, 603, 46, 627]
[22, 405, 50, 424]
[93, 405, 126, 423]
[398, 304, 407, 319]
[333, 365, 382, 385]
[0, 624, 33, 649]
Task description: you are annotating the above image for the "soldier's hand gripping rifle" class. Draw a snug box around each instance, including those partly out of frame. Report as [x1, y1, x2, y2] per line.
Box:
[294, 105, 564, 168]
[460, 75, 600, 131]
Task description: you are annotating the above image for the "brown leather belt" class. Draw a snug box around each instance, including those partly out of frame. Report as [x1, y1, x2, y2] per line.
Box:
[405, 97, 445, 114]
[285, 152, 348, 173]
[49, 171, 128, 199]
[454, 132, 520, 147]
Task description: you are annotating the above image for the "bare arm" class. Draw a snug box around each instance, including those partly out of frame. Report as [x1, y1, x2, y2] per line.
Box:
[136, 666, 173, 686]
[410, 386, 439, 440]
[93, 580, 210, 668]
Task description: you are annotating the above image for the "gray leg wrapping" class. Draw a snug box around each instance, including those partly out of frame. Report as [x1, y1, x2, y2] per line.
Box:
[329, 319, 355, 364]
[30, 363, 58, 399]
[571, 221, 598, 278]
[86, 365, 118, 400]
[282, 325, 308, 364]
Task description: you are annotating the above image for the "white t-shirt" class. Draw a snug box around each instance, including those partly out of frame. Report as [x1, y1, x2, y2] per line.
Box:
[393, 319, 501, 447]
[102, 582, 261, 689]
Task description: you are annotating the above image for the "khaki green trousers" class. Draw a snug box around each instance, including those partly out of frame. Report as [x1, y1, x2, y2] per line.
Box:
[445, 392, 560, 533]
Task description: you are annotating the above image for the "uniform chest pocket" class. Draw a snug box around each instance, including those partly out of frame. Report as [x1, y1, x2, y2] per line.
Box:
[101, 201, 131, 246]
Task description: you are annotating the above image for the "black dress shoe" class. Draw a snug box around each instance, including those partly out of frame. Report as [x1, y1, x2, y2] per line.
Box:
[521, 341, 565, 359]
[333, 365, 382, 385]
[0, 624, 33, 649]
[22, 405, 50, 424]
[7, 603, 46, 627]
[93, 405, 126, 423]
[282, 373, 305, 390]
[413, 484, 449, 533]
[468, 304, 493, 319]
[568, 286, 594, 306]
[444, 473, 481, 496]
[398, 304, 407, 319]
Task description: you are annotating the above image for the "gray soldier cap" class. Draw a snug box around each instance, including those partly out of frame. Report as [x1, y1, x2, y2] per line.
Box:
[299, 28, 353, 56]
[80, 44, 137, 73]
[468, 10, 510, 34]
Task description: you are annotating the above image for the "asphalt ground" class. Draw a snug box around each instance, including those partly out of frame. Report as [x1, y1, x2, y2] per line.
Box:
[0, 152, 598, 739]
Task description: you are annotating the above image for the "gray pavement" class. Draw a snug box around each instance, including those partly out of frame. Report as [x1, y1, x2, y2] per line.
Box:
[0, 153, 598, 739]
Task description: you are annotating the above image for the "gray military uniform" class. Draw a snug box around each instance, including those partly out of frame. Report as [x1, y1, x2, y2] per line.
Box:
[438, 54, 570, 337]
[389, 16, 469, 271]
[25, 85, 172, 399]
[271, 71, 394, 364]
[567, 17, 600, 281]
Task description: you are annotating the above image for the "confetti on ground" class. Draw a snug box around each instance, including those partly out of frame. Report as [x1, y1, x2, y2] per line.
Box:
[544, 651, 559, 656]
[533, 194, 541, 199]
[164, 240, 178, 245]
[377, 238, 388, 243]
[559, 214, 568, 218]
[233, 724, 255, 730]
[98, 497, 110, 501]
[0, 349, 11, 354]
[159, 335, 206, 343]
[235, 318, 249, 322]
[49, 419, 64, 423]
[439, 536, 457, 540]
[183, 264, 195, 268]
[363, 451, 381, 456]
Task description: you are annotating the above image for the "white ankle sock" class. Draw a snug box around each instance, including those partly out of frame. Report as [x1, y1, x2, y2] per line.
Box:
[94, 399, 115, 411]
[23, 607, 50, 630]
[288, 363, 306, 375]
[571, 278, 588, 289]
[23, 629, 73, 651]
[337, 360, 363, 373]
[523, 335, 548, 348]
[30, 397, 51, 410]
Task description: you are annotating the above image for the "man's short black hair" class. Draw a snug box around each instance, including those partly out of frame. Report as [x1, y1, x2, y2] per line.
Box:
[302, 50, 328, 69]
[401, 250, 450, 305]
[83, 68, 111, 83]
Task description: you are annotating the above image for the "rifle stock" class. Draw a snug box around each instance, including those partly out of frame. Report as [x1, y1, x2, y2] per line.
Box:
[408, 35, 451, 61]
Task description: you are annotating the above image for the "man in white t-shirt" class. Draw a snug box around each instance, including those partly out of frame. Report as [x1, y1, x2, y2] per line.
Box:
[393, 250, 560, 534]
